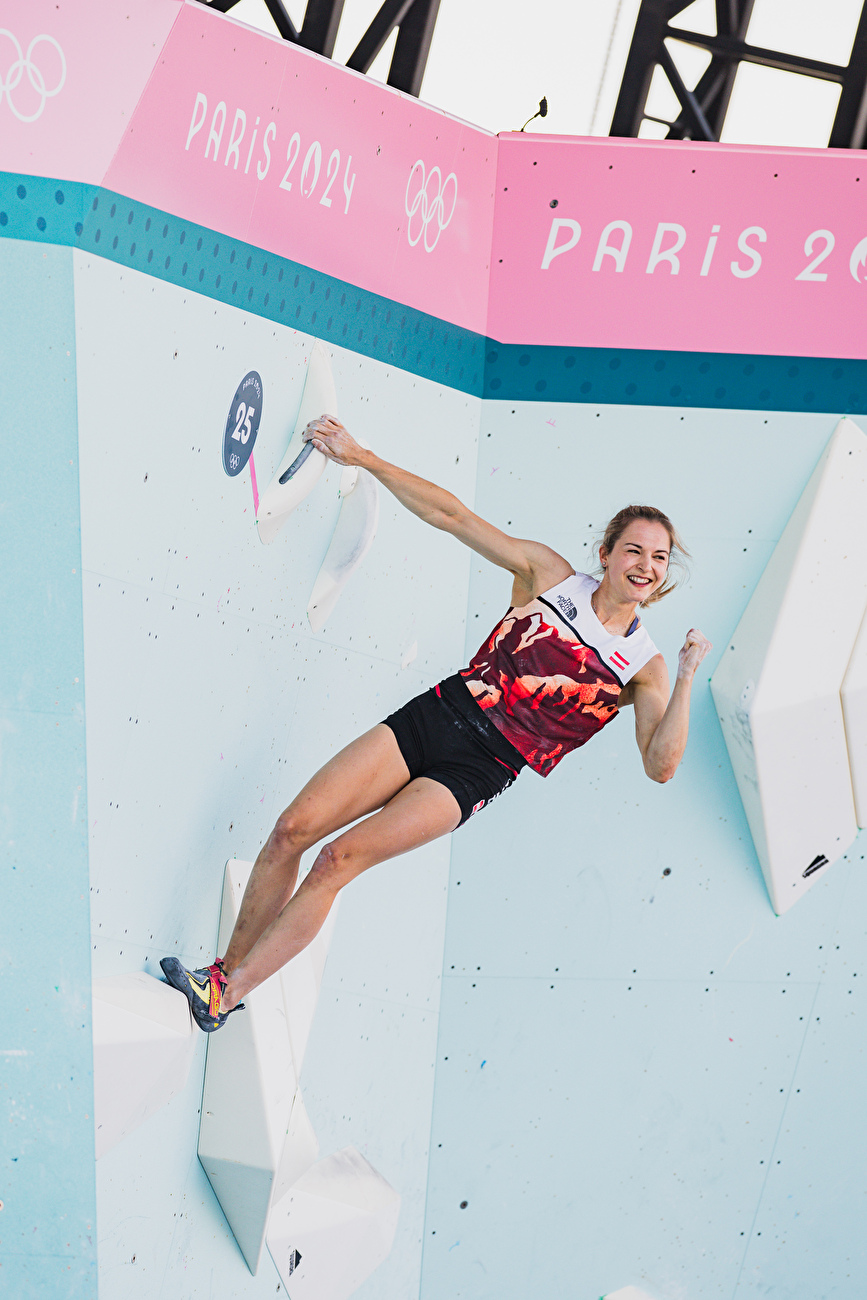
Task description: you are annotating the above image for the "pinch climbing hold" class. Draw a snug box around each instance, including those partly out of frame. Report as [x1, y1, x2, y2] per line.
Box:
[256, 340, 337, 544]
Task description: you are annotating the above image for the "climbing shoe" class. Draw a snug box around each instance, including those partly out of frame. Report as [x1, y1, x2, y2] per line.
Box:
[159, 957, 245, 1032]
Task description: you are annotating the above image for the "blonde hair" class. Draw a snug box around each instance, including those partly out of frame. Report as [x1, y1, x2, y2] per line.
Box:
[598, 505, 690, 605]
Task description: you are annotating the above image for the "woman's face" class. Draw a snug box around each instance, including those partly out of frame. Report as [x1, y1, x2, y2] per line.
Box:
[601, 520, 671, 602]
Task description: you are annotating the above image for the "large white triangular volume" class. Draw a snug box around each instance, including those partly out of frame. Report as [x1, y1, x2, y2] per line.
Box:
[711, 417, 867, 913]
[307, 463, 380, 632]
[267, 1146, 401, 1300]
[273, 1089, 320, 1206]
[92, 973, 195, 1159]
[842, 606, 867, 828]
[197, 936, 297, 1270]
[256, 340, 337, 545]
[280, 900, 340, 1076]
[197, 860, 333, 1273]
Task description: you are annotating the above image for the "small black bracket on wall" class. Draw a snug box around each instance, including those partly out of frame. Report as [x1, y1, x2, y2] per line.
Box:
[198, 0, 441, 98]
[609, 0, 867, 148]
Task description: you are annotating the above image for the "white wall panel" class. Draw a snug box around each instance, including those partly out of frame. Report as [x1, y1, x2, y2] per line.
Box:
[75, 255, 479, 1295]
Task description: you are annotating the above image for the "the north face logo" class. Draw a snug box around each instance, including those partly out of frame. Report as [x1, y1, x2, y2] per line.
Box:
[556, 594, 577, 620]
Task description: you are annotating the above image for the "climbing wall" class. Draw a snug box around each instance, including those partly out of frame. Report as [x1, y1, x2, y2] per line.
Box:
[2, 3, 867, 1300]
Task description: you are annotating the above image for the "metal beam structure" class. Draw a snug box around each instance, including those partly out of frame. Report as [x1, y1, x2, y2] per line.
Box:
[196, 0, 441, 97]
[610, 0, 867, 148]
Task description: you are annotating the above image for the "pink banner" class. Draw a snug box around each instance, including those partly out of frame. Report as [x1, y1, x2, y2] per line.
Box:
[6, 0, 867, 360]
[105, 4, 496, 335]
[0, 0, 181, 185]
[488, 134, 867, 360]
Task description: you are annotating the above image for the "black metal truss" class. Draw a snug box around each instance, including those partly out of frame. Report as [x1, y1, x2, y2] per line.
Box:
[197, 0, 441, 97]
[610, 0, 867, 148]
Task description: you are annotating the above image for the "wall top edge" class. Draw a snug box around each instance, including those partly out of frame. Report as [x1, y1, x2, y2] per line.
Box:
[497, 131, 867, 160]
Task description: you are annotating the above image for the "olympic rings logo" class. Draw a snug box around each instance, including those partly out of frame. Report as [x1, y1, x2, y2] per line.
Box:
[0, 31, 66, 123]
[404, 159, 458, 252]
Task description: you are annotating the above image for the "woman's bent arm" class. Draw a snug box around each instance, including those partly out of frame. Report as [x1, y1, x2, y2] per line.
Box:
[630, 630, 712, 782]
[304, 415, 572, 603]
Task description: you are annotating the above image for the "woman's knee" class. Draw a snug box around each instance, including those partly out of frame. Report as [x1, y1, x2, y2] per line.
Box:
[271, 807, 317, 855]
[306, 840, 357, 890]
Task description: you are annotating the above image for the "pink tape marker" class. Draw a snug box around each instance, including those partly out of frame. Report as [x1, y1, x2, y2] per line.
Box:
[248, 451, 260, 515]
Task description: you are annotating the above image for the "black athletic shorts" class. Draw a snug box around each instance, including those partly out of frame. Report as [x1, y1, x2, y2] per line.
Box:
[382, 673, 526, 826]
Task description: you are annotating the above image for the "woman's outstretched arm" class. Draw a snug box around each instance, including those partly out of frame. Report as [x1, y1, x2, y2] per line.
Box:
[303, 415, 572, 604]
[627, 630, 712, 782]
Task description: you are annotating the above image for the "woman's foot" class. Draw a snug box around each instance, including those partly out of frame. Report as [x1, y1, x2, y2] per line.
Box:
[159, 957, 245, 1032]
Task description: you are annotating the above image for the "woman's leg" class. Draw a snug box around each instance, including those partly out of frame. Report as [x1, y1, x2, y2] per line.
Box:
[221, 775, 460, 1011]
[221, 723, 412, 974]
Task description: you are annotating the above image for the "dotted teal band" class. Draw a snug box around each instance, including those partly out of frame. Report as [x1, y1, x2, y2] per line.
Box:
[484, 341, 867, 413]
[1, 171, 482, 395]
[3, 170, 865, 412]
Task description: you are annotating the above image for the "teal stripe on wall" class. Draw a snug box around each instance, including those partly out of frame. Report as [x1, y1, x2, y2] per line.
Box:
[0, 172, 483, 397]
[483, 341, 867, 414]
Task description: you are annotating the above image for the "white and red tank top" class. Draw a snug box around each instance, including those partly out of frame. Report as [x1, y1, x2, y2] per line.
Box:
[459, 572, 659, 777]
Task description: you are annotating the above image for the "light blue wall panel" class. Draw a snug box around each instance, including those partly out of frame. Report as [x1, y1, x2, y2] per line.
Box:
[421, 399, 866, 1300]
[734, 853, 867, 1298]
[0, 240, 96, 1297]
[424, 977, 821, 1298]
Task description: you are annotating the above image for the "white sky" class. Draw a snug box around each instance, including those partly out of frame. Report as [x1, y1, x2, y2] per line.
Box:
[229, 0, 864, 147]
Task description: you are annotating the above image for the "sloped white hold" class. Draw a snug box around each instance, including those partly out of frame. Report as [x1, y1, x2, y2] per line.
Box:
[711, 417, 867, 914]
[273, 1090, 320, 1207]
[307, 466, 380, 632]
[842, 606, 867, 828]
[92, 972, 194, 1159]
[198, 859, 336, 1273]
[281, 900, 339, 1076]
[256, 341, 337, 544]
[267, 1146, 401, 1300]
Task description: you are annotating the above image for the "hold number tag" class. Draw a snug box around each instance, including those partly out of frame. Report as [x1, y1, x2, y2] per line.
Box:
[223, 371, 262, 476]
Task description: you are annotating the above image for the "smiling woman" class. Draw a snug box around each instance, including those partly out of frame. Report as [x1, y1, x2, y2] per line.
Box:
[598, 503, 690, 604]
[161, 416, 711, 1029]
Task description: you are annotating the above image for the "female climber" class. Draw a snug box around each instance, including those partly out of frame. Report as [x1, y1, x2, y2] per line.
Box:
[161, 415, 711, 1030]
